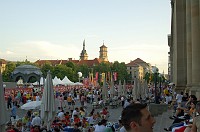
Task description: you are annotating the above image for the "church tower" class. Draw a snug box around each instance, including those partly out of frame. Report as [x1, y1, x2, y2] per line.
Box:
[80, 40, 88, 60]
[99, 42, 108, 62]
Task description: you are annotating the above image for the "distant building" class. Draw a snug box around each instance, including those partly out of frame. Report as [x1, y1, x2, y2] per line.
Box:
[99, 44, 108, 62]
[126, 58, 151, 83]
[80, 40, 88, 60]
[0, 59, 7, 73]
[35, 40, 109, 67]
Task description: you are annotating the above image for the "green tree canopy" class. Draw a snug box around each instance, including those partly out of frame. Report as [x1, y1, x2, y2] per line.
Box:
[2, 62, 16, 82]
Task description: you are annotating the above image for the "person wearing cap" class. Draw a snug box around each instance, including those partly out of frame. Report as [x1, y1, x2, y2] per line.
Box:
[121, 103, 156, 132]
[94, 119, 107, 132]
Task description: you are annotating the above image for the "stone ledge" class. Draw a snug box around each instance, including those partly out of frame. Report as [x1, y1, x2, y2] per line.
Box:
[148, 104, 168, 117]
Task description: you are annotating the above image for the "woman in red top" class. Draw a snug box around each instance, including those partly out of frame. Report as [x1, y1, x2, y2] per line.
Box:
[74, 115, 80, 124]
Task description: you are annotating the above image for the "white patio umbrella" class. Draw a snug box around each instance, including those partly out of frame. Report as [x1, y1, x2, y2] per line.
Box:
[0, 74, 8, 132]
[118, 80, 122, 97]
[40, 72, 56, 131]
[110, 79, 115, 98]
[123, 80, 126, 96]
[137, 80, 141, 99]
[21, 101, 41, 110]
[142, 81, 148, 99]
[133, 78, 138, 100]
[102, 78, 107, 101]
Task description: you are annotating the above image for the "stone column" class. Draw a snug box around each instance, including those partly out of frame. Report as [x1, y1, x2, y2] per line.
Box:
[186, 0, 192, 93]
[191, 0, 200, 98]
[173, 0, 187, 92]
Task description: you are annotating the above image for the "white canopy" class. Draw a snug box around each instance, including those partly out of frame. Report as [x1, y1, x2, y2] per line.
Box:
[74, 82, 83, 86]
[17, 78, 23, 85]
[62, 76, 74, 85]
[53, 76, 64, 86]
[32, 81, 39, 85]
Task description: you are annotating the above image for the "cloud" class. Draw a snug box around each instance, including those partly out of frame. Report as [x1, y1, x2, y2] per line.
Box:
[1, 41, 81, 62]
[108, 43, 168, 73]
[6, 50, 14, 54]
[86, 34, 100, 38]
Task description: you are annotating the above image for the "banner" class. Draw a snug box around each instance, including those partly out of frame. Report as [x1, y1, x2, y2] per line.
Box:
[95, 72, 98, 81]
[101, 73, 105, 82]
[113, 72, 117, 81]
[89, 72, 93, 83]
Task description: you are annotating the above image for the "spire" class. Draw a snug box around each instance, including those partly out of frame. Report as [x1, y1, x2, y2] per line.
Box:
[83, 39, 85, 50]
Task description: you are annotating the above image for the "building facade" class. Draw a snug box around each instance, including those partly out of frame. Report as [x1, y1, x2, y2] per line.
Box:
[126, 58, 151, 84]
[169, 0, 200, 98]
[0, 59, 7, 73]
[99, 44, 108, 62]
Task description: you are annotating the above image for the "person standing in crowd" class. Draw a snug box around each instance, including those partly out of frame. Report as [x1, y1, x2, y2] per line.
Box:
[189, 102, 200, 132]
[67, 95, 72, 109]
[31, 112, 41, 129]
[35, 92, 40, 101]
[121, 103, 156, 132]
[7, 95, 12, 110]
[121, 96, 125, 107]
[94, 119, 107, 132]
[11, 101, 18, 119]
[123, 99, 131, 109]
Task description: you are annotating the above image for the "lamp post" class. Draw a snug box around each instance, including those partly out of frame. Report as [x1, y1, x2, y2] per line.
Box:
[152, 66, 159, 104]
[77, 72, 82, 82]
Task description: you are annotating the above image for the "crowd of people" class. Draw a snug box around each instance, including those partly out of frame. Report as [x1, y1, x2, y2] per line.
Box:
[4, 83, 200, 132]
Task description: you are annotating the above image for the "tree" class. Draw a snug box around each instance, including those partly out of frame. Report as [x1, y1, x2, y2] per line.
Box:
[2, 62, 16, 82]
[52, 65, 77, 82]
[144, 72, 151, 84]
[111, 61, 129, 82]
[65, 62, 77, 71]
[41, 63, 54, 77]
[76, 64, 89, 78]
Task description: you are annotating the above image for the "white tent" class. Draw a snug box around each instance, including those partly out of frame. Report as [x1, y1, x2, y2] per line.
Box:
[74, 82, 83, 86]
[17, 78, 23, 85]
[53, 76, 64, 86]
[32, 81, 39, 85]
[62, 76, 74, 85]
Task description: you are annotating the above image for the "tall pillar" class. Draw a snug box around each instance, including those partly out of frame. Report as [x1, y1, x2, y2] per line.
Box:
[186, 0, 192, 93]
[191, 0, 200, 98]
[173, 0, 187, 92]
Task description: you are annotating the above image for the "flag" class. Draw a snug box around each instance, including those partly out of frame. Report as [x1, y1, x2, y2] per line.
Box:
[107, 72, 110, 82]
[89, 73, 93, 83]
[95, 72, 98, 81]
[101, 73, 105, 82]
[113, 72, 117, 81]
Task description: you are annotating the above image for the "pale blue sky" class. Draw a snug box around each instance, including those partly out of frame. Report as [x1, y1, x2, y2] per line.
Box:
[0, 0, 171, 73]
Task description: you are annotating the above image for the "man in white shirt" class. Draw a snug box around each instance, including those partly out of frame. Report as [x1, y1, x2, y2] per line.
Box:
[176, 92, 183, 104]
[31, 112, 41, 127]
[94, 119, 107, 132]
[57, 110, 65, 120]
[72, 107, 79, 119]
[123, 99, 131, 109]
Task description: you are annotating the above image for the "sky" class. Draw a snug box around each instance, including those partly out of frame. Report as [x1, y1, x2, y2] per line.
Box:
[0, 0, 171, 73]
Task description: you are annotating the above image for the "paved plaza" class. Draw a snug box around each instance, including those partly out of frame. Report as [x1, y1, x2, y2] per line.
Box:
[6, 100, 174, 132]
